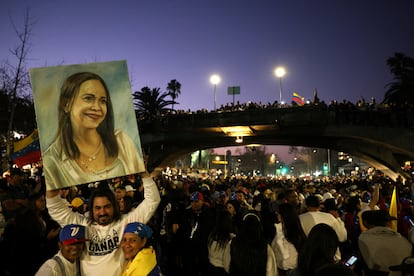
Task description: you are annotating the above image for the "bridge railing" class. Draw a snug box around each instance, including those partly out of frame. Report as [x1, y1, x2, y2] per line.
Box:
[138, 105, 414, 132]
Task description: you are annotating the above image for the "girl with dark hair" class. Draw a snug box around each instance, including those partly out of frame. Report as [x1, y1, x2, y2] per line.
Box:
[224, 212, 278, 276]
[226, 199, 242, 234]
[295, 223, 340, 276]
[271, 203, 306, 275]
[207, 209, 236, 275]
[43, 71, 145, 189]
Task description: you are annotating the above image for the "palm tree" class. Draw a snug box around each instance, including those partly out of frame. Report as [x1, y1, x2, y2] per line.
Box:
[133, 86, 177, 121]
[383, 52, 414, 106]
[166, 79, 181, 111]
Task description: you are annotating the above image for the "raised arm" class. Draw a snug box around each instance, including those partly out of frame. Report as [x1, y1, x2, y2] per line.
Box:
[46, 188, 86, 226]
[46, 189, 59, 198]
[125, 168, 161, 224]
[368, 183, 380, 210]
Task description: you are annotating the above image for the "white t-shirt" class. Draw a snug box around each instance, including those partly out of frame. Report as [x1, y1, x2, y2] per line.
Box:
[35, 251, 79, 276]
[271, 223, 298, 270]
[299, 211, 347, 242]
[208, 233, 236, 268]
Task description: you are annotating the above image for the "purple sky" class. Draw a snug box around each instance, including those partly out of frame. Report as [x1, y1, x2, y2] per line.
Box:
[2, 1, 414, 163]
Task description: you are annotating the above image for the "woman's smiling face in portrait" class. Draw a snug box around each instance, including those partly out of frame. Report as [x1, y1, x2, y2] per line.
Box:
[70, 79, 108, 131]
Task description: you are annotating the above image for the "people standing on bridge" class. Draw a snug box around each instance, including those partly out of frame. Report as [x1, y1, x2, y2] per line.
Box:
[42, 71, 145, 189]
[45, 169, 161, 275]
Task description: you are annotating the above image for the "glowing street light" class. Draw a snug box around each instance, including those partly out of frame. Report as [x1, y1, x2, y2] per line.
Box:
[274, 67, 286, 104]
[210, 74, 221, 111]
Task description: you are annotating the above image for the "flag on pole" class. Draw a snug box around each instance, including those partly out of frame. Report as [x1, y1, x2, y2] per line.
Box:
[11, 129, 41, 167]
[389, 186, 398, 231]
[292, 92, 305, 106]
[313, 88, 320, 104]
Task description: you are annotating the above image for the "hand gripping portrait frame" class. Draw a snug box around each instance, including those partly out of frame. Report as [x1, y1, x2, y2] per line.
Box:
[30, 60, 145, 190]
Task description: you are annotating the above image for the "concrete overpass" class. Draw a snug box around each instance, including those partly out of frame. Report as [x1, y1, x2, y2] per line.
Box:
[139, 105, 414, 179]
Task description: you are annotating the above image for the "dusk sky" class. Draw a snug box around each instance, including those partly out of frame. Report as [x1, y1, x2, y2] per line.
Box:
[2, 1, 414, 162]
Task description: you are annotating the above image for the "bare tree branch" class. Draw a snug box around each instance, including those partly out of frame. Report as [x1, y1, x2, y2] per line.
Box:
[4, 9, 35, 162]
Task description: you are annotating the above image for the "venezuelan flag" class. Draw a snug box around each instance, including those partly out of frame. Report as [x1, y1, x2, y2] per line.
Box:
[11, 129, 41, 167]
[389, 186, 398, 231]
[292, 92, 305, 106]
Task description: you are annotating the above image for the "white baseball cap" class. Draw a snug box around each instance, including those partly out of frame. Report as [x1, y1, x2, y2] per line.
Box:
[125, 185, 136, 192]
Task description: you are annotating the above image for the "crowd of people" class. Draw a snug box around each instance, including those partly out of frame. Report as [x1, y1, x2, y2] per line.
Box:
[1, 163, 414, 275]
[153, 95, 414, 126]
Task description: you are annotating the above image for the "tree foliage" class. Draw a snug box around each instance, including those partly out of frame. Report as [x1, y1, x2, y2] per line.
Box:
[238, 146, 268, 175]
[133, 86, 177, 121]
[0, 89, 35, 135]
[289, 146, 327, 173]
[166, 79, 181, 111]
[383, 52, 414, 106]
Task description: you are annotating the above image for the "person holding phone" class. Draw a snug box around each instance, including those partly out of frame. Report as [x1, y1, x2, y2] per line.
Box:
[345, 256, 357, 267]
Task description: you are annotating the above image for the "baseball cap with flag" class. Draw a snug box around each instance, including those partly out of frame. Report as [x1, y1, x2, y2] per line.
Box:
[190, 191, 204, 202]
[124, 222, 153, 239]
[59, 224, 87, 245]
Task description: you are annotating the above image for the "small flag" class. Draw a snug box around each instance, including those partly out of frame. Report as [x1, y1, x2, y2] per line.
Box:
[11, 129, 41, 167]
[389, 186, 398, 231]
[292, 92, 305, 106]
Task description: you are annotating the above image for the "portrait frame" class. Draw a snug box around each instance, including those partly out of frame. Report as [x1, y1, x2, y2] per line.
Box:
[30, 60, 145, 190]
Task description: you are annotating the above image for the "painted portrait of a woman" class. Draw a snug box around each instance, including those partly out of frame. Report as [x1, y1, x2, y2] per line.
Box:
[31, 61, 145, 190]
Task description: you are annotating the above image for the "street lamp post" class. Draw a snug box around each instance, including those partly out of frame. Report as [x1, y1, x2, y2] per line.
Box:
[210, 74, 221, 111]
[274, 67, 286, 104]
